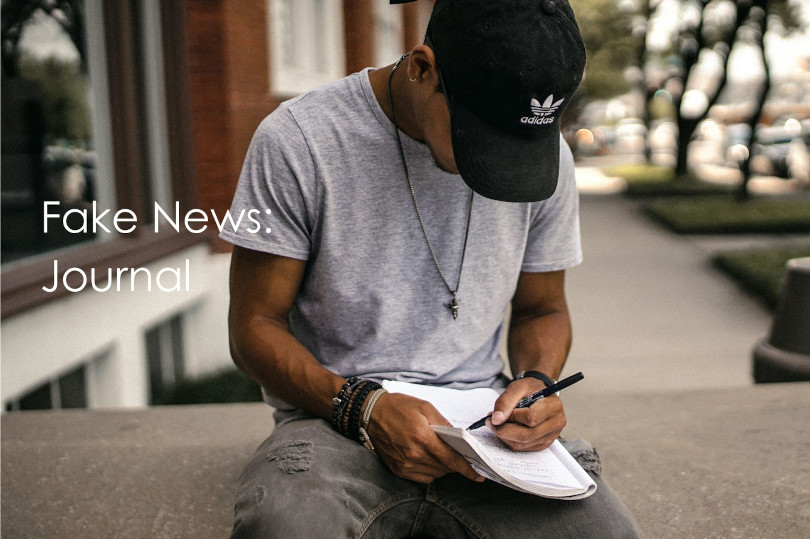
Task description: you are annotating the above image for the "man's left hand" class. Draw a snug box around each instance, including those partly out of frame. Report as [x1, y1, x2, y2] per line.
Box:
[487, 377, 566, 451]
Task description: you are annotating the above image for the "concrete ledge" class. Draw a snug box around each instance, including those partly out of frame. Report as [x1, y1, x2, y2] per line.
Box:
[3, 384, 810, 538]
[563, 383, 810, 538]
[1, 404, 275, 538]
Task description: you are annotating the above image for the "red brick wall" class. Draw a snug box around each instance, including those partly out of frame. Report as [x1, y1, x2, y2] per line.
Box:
[344, 0, 376, 75]
[185, 0, 278, 252]
[403, 2, 427, 50]
[184, 1, 426, 252]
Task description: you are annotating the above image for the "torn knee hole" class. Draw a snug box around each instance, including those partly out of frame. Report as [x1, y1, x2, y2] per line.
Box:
[268, 440, 313, 473]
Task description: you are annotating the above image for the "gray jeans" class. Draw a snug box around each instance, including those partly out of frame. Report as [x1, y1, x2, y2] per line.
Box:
[232, 415, 643, 538]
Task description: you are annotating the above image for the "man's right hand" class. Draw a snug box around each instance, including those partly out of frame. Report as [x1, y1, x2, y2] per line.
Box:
[367, 392, 485, 484]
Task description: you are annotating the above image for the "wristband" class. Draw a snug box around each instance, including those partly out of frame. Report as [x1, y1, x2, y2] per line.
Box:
[513, 370, 556, 388]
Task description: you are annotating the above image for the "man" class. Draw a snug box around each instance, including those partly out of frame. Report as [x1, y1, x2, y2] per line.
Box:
[223, 0, 642, 536]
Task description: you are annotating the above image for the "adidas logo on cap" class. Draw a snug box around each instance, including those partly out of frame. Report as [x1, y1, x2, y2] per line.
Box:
[520, 95, 564, 125]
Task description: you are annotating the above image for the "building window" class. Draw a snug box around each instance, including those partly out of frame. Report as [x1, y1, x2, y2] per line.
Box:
[1, 2, 104, 263]
[5, 363, 87, 411]
[145, 314, 185, 404]
[1, 0, 200, 319]
[1, 0, 176, 264]
[268, 0, 345, 96]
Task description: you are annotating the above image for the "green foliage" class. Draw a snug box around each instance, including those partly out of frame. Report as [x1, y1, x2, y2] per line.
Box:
[157, 368, 264, 405]
[714, 247, 810, 309]
[648, 94, 676, 121]
[602, 163, 675, 183]
[570, 0, 641, 101]
[602, 163, 737, 196]
[18, 56, 92, 144]
[643, 196, 810, 234]
[626, 177, 735, 197]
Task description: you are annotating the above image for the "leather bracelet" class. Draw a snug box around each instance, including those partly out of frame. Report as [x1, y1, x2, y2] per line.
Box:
[359, 388, 387, 453]
[513, 370, 556, 388]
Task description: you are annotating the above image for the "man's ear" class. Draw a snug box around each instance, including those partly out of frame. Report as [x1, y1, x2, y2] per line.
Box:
[406, 44, 440, 88]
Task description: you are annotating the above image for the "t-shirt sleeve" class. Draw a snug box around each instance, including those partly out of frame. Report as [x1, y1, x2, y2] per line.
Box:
[521, 138, 583, 272]
[219, 107, 317, 260]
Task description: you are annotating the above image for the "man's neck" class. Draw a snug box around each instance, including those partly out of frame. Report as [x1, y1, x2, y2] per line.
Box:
[368, 60, 423, 142]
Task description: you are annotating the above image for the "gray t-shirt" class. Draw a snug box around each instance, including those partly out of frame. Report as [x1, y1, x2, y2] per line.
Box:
[221, 69, 582, 409]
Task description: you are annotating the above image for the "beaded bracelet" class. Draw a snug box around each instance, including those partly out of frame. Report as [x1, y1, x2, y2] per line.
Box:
[347, 380, 378, 441]
[331, 377, 382, 442]
[342, 380, 369, 437]
[332, 377, 361, 432]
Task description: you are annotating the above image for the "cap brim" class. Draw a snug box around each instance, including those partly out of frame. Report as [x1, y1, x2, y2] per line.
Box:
[450, 99, 560, 203]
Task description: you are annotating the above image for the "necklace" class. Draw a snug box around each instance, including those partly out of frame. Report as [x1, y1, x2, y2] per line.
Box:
[387, 54, 474, 320]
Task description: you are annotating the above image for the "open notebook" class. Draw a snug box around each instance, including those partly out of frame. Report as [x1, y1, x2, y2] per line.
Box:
[382, 380, 597, 500]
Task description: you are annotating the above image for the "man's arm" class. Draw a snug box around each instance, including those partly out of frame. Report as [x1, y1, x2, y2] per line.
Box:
[228, 245, 343, 418]
[227, 245, 482, 483]
[488, 270, 572, 451]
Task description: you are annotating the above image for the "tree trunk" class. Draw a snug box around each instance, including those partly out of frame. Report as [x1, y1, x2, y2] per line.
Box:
[737, 0, 771, 201]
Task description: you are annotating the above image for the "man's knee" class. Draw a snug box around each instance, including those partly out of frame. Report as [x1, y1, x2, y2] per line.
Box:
[231, 418, 412, 537]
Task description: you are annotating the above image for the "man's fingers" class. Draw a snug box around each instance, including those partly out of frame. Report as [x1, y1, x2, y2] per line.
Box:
[500, 431, 558, 452]
[490, 378, 547, 425]
[419, 406, 485, 482]
[434, 441, 486, 482]
[490, 406, 565, 450]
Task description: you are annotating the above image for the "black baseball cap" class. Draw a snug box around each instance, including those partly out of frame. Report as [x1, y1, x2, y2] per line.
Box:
[397, 0, 586, 202]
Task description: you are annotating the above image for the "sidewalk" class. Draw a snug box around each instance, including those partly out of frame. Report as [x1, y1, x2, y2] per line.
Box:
[565, 168, 774, 394]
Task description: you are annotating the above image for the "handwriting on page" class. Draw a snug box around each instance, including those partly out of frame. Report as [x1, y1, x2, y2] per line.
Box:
[471, 431, 581, 487]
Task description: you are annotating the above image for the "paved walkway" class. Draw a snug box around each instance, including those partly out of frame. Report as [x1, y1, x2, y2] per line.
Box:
[565, 168, 776, 395]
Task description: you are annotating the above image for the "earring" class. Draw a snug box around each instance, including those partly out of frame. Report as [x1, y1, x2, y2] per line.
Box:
[409, 76, 417, 82]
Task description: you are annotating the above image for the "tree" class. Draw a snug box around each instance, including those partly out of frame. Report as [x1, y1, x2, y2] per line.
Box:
[642, 0, 802, 196]
[2, 0, 91, 145]
[2, 0, 86, 77]
[567, 0, 645, 124]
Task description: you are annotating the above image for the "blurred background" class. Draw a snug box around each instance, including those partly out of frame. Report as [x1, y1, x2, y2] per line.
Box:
[567, 0, 810, 194]
[2, 0, 808, 411]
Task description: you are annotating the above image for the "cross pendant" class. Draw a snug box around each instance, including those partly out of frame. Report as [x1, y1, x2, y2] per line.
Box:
[447, 297, 460, 320]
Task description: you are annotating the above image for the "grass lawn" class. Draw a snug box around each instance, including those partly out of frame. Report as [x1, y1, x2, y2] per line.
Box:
[643, 195, 810, 234]
[713, 247, 810, 309]
[601, 163, 734, 197]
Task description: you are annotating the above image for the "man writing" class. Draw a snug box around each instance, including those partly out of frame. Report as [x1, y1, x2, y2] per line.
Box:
[223, 0, 642, 536]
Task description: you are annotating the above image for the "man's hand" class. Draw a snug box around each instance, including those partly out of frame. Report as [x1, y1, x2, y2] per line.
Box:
[367, 392, 485, 484]
[488, 378, 566, 451]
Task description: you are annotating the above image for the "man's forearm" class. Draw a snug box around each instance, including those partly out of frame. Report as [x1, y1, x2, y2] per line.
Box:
[506, 308, 572, 380]
[227, 248, 346, 420]
[230, 316, 345, 420]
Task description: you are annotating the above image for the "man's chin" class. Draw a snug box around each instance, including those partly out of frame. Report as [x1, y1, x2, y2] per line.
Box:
[431, 154, 459, 175]
[440, 164, 460, 175]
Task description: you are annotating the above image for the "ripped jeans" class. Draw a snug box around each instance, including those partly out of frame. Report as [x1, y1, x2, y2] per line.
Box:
[231, 413, 643, 538]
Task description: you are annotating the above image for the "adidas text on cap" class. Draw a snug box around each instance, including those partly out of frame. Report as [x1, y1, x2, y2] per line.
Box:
[425, 0, 586, 202]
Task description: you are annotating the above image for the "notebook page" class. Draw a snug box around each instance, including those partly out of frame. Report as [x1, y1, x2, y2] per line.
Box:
[469, 431, 582, 488]
[382, 380, 499, 427]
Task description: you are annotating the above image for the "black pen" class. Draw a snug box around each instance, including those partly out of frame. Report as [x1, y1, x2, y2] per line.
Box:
[466, 372, 584, 431]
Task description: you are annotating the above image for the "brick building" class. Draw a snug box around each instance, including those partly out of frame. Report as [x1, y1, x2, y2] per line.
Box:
[1, 0, 432, 410]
